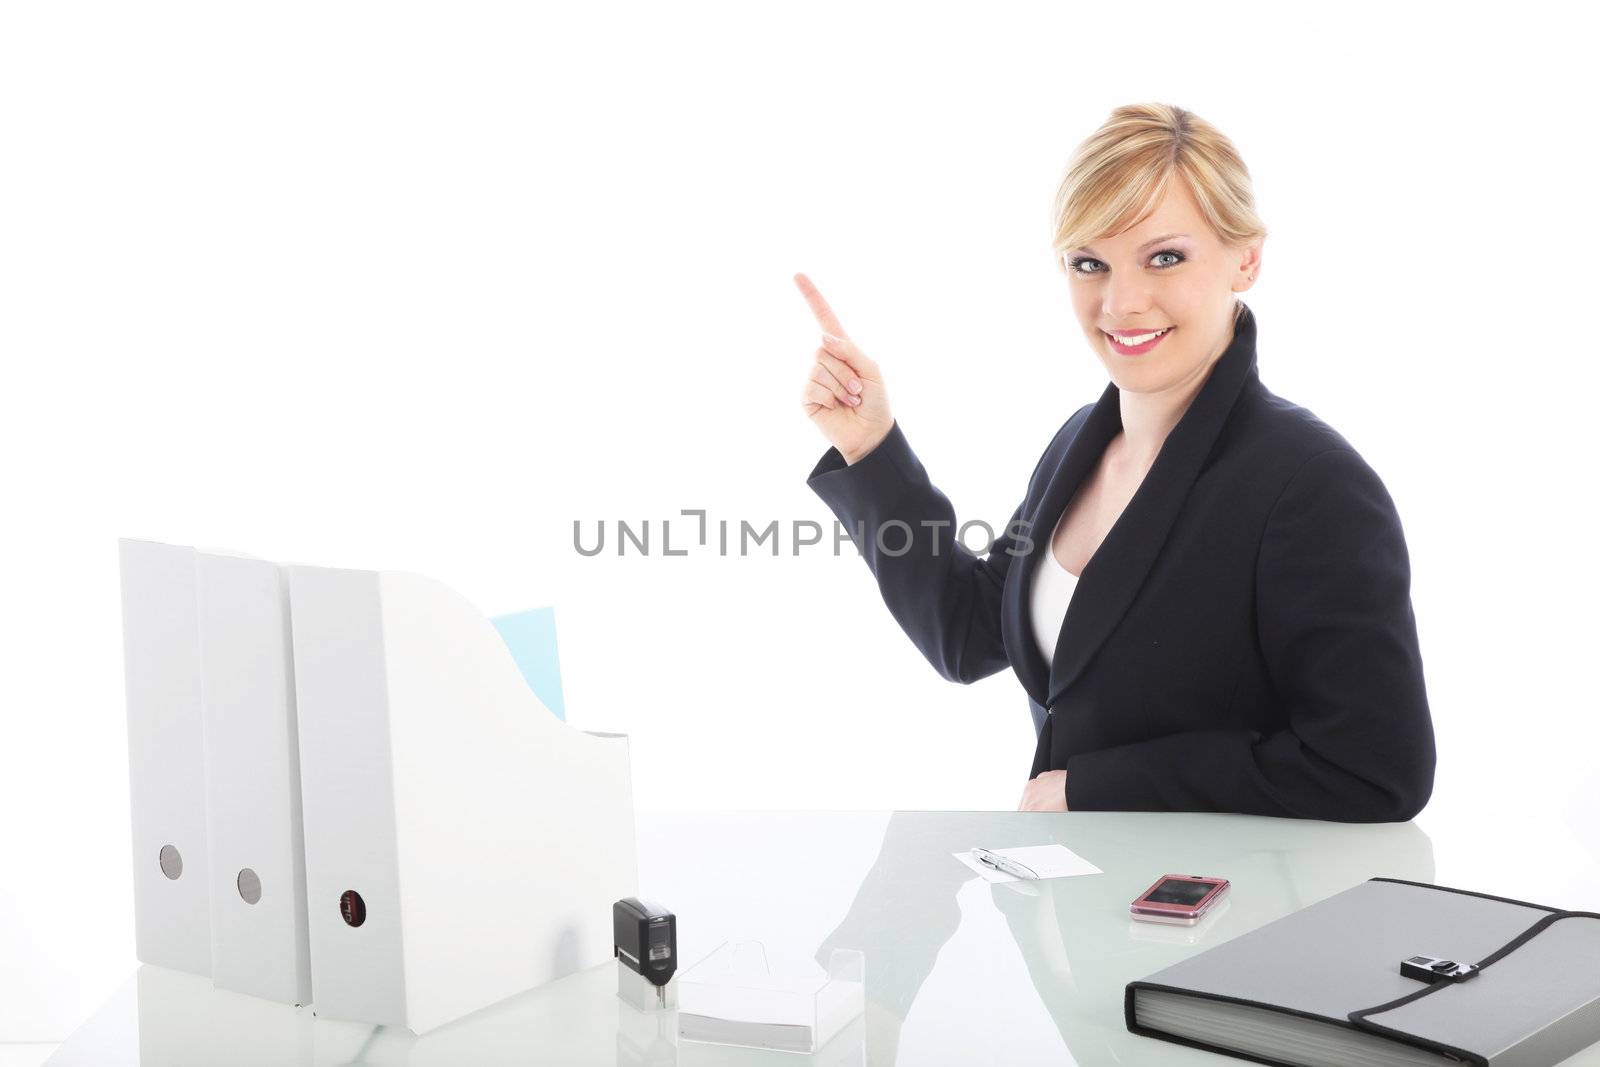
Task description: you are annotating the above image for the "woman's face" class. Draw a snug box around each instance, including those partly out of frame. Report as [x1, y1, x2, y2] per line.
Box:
[1064, 178, 1262, 398]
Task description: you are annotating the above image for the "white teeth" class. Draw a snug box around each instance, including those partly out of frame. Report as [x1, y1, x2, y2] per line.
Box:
[1108, 327, 1170, 346]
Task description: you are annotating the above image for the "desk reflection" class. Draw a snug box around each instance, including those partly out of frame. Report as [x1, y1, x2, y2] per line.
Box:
[812, 812, 1436, 1065]
[113, 964, 867, 1066]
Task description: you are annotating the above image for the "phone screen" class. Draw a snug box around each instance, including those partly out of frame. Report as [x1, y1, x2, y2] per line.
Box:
[1145, 878, 1214, 905]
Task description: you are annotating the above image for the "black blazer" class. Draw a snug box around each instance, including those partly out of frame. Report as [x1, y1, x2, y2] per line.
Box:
[805, 303, 1435, 822]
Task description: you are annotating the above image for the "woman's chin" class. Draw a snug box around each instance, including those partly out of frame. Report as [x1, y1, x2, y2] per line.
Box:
[1107, 362, 1189, 398]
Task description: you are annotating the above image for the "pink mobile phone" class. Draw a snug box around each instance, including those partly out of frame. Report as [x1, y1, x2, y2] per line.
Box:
[1129, 874, 1230, 925]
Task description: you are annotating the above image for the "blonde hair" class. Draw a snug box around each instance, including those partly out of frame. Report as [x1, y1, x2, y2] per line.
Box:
[1052, 104, 1266, 292]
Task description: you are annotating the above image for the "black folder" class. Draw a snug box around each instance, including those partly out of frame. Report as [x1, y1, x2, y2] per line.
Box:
[1126, 877, 1600, 1066]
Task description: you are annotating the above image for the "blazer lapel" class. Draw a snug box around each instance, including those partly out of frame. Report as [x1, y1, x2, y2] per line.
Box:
[1022, 303, 1261, 713]
[1003, 380, 1122, 707]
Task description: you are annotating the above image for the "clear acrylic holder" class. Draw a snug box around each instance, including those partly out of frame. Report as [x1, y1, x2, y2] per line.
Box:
[617, 959, 679, 1012]
[676, 941, 865, 1054]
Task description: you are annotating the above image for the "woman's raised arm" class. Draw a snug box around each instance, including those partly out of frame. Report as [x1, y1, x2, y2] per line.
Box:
[796, 273, 1038, 685]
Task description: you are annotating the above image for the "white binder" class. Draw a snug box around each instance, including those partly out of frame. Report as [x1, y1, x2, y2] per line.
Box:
[287, 563, 639, 1034]
[118, 538, 212, 977]
[195, 551, 313, 1005]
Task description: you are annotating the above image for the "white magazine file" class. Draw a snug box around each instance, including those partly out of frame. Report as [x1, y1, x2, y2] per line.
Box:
[286, 563, 639, 1034]
[195, 551, 313, 1005]
[119, 538, 212, 977]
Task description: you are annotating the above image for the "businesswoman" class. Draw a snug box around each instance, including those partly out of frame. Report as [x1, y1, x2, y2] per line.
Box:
[795, 103, 1435, 822]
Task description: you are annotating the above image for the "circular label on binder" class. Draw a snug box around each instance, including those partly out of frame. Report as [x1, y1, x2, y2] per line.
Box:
[340, 890, 367, 927]
[237, 868, 262, 905]
[158, 845, 183, 880]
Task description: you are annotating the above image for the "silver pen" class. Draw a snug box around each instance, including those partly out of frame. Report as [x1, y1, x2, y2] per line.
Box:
[971, 847, 1039, 880]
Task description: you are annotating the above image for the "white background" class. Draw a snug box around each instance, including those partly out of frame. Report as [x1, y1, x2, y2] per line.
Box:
[3, 0, 1597, 1050]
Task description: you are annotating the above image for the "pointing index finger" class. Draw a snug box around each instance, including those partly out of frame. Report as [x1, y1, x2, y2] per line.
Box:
[793, 272, 851, 341]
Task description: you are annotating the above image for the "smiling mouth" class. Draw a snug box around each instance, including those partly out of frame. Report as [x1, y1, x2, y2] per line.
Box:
[1104, 326, 1173, 345]
[1102, 326, 1175, 356]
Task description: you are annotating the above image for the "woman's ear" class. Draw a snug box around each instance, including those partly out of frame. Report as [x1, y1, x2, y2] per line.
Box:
[1233, 240, 1264, 293]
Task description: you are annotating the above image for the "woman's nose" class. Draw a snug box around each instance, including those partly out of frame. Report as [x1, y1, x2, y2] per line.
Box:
[1102, 279, 1154, 321]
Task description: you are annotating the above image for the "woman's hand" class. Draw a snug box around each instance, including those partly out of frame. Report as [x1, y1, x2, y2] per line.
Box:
[794, 272, 893, 464]
[1019, 770, 1070, 812]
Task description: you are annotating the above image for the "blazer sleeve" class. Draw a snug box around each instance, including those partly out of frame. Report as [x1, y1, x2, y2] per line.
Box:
[1063, 447, 1437, 822]
[805, 419, 1035, 686]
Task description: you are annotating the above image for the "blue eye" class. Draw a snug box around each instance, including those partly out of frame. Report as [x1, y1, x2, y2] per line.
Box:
[1065, 249, 1186, 276]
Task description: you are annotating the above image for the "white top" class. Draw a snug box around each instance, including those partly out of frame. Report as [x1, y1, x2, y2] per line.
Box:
[1029, 506, 1080, 663]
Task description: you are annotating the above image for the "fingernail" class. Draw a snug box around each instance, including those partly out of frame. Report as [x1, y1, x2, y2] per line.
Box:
[846, 394, 860, 405]
[821, 333, 840, 348]
[848, 378, 862, 393]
